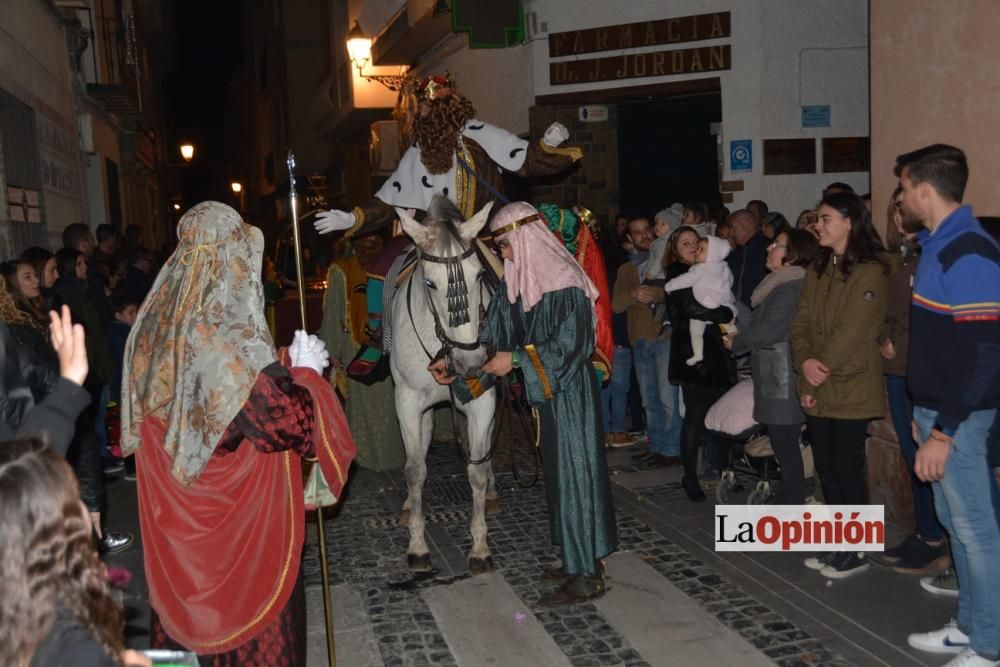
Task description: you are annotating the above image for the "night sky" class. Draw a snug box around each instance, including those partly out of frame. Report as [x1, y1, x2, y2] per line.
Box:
[163, 0, 243, 206]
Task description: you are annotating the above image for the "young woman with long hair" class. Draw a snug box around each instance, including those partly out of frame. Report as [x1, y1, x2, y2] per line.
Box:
[663, 225, 737, 501]
[1, 260, 50, 337]
[22, 246, 63, 314]
[791, 190, 890, 578]
[0, 437, 150, 666]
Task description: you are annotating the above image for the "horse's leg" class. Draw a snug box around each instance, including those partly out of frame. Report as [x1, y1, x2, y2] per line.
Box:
[399, 396, 433, 572]
[466, 395, 496, 574]
[485, 466, 501, 515]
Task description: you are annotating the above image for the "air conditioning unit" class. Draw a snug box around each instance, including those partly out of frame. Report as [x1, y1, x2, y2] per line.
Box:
[370, 120, 401, 174]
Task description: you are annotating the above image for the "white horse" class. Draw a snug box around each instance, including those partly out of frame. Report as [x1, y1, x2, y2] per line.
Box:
[391, 197, 497, 574]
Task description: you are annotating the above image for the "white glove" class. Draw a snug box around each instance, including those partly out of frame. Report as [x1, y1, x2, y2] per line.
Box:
[542, 122, 570, 148]
[314, 209, 356, 235]
[290, 330, 330, 374]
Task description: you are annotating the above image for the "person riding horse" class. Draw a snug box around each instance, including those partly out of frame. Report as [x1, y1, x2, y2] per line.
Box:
[313, 73, 584, 382]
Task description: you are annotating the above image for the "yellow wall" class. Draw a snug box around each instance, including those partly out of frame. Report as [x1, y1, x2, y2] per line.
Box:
[871, 0, 1000, 233]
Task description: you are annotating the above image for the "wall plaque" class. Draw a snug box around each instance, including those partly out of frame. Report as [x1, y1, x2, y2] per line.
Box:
[550, 45, 731, 85]
[763, 139, 816, 175]
[823, 137, 870, 173]
[549, 12, 731, 57]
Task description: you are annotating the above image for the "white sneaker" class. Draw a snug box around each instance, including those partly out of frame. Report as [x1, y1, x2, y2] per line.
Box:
[941, 648, 1000, 666]
[907, 620, 970, 654]
[804, 551, 836, 571]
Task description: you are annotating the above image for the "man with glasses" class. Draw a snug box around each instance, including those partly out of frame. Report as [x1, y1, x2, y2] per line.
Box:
[611, 217, 682, 466]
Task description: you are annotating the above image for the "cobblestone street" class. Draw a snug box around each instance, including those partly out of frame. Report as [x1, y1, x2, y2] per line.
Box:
[106, 436, 958, 667]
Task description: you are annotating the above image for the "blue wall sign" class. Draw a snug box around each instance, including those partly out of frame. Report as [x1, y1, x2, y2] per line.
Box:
[802, 105, 831, 128]
[730, 139, 752, 172]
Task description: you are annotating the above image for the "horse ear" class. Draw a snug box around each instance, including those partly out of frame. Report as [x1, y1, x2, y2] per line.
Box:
[459, 201, 494, 242]
[396, 208, 432, 250]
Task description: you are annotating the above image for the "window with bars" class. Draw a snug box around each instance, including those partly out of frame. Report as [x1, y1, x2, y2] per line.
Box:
[0, 88, 48, 254]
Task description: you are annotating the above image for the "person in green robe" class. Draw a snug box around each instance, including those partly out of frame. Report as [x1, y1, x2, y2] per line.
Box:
[429, 201, 617, 606]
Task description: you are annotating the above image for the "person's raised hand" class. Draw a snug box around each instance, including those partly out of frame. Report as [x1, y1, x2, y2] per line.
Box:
[314, 209, 356, 235]
[542, 122, 570, 147]
[49, 305, 88, 387]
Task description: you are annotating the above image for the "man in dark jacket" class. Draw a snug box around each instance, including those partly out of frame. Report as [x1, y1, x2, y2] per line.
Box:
[725, 209, 770, 307]
[63, 223, 113, 328]
[114, 248, 154, 306]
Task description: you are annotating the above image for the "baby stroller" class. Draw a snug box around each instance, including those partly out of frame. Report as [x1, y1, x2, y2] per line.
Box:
[703, 380, 814, 504]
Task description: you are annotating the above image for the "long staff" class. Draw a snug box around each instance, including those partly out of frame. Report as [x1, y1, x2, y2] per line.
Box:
[287, 151, 337, 667]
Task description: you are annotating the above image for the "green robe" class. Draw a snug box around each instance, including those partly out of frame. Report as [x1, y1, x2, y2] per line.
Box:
[318, 264, 404, 471]
[455, 285, 617, 576]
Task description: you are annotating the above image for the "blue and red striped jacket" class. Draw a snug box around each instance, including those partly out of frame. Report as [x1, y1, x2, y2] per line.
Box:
[908, 205, 1000, 435]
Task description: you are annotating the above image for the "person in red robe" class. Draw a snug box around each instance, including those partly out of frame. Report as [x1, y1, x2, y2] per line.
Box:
[121, 202, 357, 665]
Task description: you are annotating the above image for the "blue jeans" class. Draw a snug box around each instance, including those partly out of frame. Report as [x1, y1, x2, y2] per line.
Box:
[633, 337, 681, 457]
[988, 410, 1000, 468]
[601, 346, 632, 433]
[886, 375, 943, 541]
[915, 406, 1000, 659]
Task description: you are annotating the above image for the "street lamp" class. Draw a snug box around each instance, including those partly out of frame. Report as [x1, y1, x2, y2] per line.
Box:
[345, 22, 410, 91]
[179, 143, 195, 162]
[230, 182, 242, 194]
[173, 203, 181, 211]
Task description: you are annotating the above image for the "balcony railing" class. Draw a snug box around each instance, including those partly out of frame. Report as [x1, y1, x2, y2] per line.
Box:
[84, 14, 143, 117]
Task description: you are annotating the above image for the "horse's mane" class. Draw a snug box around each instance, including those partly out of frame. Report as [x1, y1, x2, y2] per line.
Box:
[426, 195, 467, 254]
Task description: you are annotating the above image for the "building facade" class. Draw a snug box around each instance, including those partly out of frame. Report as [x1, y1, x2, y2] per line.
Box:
[319, 0, 870, 224]
[0, 0, 171, 258]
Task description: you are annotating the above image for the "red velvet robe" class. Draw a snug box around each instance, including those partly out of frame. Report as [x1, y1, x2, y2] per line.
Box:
[570, 224, 614, 381]
[138, 360, 355, 662]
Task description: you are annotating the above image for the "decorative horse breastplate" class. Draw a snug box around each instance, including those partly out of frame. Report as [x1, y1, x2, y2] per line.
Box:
[420, 244, 476, 328]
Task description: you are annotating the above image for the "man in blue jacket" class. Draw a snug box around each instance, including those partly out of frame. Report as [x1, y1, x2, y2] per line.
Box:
[900, 144, 1000, 667]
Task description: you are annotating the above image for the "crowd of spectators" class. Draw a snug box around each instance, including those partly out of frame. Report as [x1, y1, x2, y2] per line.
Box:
[601, 145, 999, 665]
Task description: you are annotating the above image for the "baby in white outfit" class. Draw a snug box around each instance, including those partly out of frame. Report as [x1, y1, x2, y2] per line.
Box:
[664, 235, 736, 366]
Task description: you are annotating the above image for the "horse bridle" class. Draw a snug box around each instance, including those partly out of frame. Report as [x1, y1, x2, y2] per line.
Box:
[409, 243, 485, 358]
[404, 240, 538, 474]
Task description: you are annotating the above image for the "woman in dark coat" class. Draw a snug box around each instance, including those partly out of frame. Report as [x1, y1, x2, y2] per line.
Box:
[663, 226, 737, 501]
[724, 229, 819, 504]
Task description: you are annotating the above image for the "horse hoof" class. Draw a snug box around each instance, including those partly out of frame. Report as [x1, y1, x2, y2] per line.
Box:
[399, 509, 411, 526]
[468, 556, 494, 575]
[407, 553, 433, 572]
[485, 497, 501, 515]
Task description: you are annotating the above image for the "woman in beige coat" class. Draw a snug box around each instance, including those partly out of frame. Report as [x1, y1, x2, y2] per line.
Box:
[790, 191, 890, 579]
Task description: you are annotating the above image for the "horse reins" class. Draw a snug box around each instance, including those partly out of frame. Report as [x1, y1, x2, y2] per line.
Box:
[405, 248, 540, 479]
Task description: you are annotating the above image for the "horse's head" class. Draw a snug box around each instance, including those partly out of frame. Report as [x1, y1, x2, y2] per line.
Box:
[396, 197, 493, 348]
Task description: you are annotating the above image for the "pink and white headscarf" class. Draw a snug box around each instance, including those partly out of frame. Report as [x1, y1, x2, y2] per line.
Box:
[489, 201, 600, 315]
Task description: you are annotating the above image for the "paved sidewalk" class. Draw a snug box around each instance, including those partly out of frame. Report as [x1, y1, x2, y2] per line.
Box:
[106, 441, 963, 666]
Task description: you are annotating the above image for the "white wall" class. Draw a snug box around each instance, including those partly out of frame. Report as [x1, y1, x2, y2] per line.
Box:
[414, 38, 534, 135]
[758, 0, 869, 214]
[523, 0, 869, 217]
